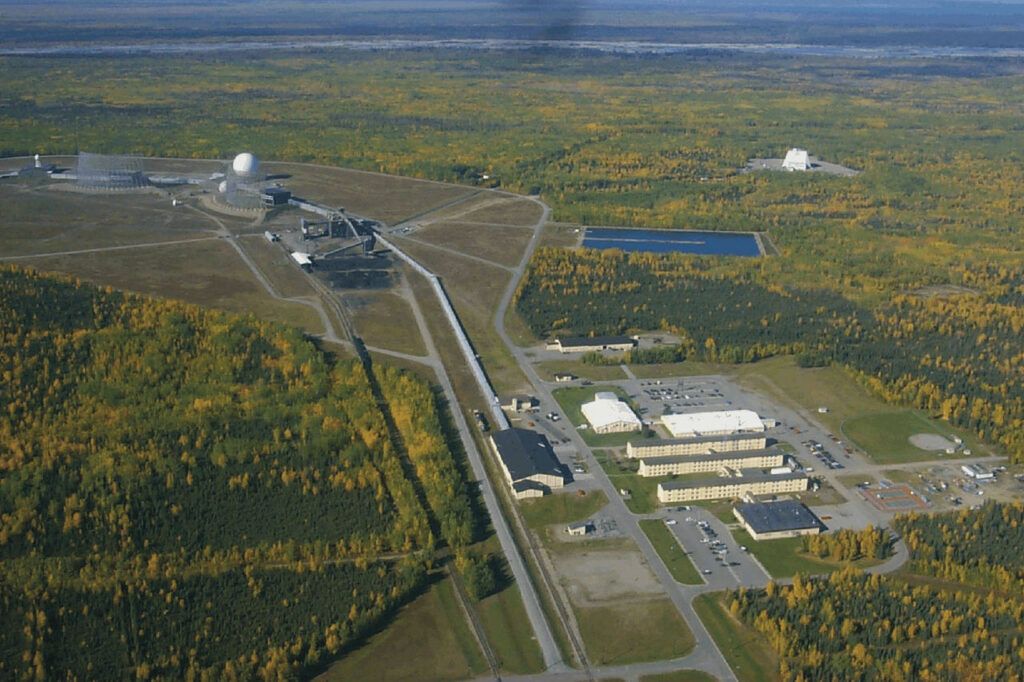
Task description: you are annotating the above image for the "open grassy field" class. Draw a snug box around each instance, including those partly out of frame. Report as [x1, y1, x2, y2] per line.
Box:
[0, 185, 214, 256]
[841, 410, 971, 465]
[640, 671, 718, 682]
[413, 220, 533, 268]
[476, 582, 545, 674]
[519, 490, 608, 530]
[594, 451, 662, 514]
[574, 600, 695, 666]
[693, 592, 779, 682]
[730, 528, 883, 579]
[25, 239, 325, 332]
[320, 577, 488, 682]
[263, 162, 477, 226]
[393, 236, 531, 395]
[346, 290, 427, 357]
[460, 198, 543, 226]
[535, 359, 628, 382]
[628, 361, 724, 379]
[731, 356, 992, 461]
[237, 235, 320, 299]
[639, 520, 703, 585]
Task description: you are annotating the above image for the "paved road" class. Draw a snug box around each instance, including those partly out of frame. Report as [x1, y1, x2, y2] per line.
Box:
[386, 236, 566, 673]
[492, 202, 739, 682]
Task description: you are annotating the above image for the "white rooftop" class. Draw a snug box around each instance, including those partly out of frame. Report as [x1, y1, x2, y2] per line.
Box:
[582, 394, 641, 431]
[660, 410, 765, 438]
[782, 148, 810, 171]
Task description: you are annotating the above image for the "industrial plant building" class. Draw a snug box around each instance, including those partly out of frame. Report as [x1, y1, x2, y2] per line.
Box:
[733, 500, 826, 540]
[626, 433, 768, 459]
[637, 449, 784, 477]
[660, 409, 766, 439]
[548, 335, 637, 354]
[75, 152, 148, 190]
[490, 428, 566, 499]
[581, 392, 642, 434]
[657, 469, 809, 503]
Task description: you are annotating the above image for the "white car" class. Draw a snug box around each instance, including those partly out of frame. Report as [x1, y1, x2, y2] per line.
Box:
[665, 519, 678, 526]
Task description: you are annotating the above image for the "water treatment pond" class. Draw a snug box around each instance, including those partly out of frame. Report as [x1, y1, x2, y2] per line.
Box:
[582, 227, 762, 257]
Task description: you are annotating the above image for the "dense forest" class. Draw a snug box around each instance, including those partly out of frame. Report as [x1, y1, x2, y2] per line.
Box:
[4, 49, 1024, 457]
[515, 250, 1024, 460]
[732, 568, 1024, 681]
[894, 503, 1024, 593]
[0, 267, 471, 679]
[732, 503, 1024, 681]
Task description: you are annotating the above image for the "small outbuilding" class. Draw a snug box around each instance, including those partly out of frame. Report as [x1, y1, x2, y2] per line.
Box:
[566, 520, 595, 536]
[782, 148, 810, 171]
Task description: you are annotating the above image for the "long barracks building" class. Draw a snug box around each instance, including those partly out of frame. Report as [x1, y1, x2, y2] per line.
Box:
[626, 432, 768, 459]
[638, 449, 784, 477]
[657, 470, 809, 503]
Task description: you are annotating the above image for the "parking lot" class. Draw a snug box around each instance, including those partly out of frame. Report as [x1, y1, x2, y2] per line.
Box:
[662, 506, 769, 589]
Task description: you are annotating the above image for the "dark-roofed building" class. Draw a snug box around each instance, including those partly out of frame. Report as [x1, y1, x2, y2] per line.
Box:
[547, 335, 637, 354]
[733, 500, 826, 540]
[262, 186, 292, 207]
[490, 428, 566, 499]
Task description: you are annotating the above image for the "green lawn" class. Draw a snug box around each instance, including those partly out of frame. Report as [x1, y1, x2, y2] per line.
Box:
[575, 599, 695, 666]
[731, 356, 991, 462]
[841, 410, 973, 464]
[322, 577, 488, 681]
[640, 671, 718, 682]
[551, 385, 651, 448]
[730, 529, 882, 579]
[536, 359, 627, 382]
[594, 451, 662, 514]
[476, 583, 546, 674]
[628, 361, 721, 379]
[639, 520, 703, 585]
[693, 592, 779, 682]
[519, 489, 608, 530]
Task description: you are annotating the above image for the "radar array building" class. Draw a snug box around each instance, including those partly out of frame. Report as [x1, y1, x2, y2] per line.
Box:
[581, 392, 642, 434]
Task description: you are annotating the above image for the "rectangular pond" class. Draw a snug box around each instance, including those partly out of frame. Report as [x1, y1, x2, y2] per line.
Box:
[582, 227, 762, 257]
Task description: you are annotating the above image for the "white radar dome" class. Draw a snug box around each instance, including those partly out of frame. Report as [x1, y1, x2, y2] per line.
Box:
[232, 152, 260, 177]
[218, 180, 229, 193]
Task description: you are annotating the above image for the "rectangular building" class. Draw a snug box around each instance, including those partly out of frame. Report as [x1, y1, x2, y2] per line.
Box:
[661, 410, 766, 439]
[581, 392, 642, 434]
[548, 335, 637, 354]
[500, 394, 538, 413]
[733, 500, 826, 540]
[657, 471, 809, 503]
[638, 450, 784, 477]
[490, 428, 566, 499]
[626, 433, 768, 459]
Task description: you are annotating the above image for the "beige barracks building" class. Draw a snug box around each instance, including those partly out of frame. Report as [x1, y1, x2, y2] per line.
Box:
[626, 433, 768, 459]
[638, 450, 784, 477]
[657, 470, 809, 503]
